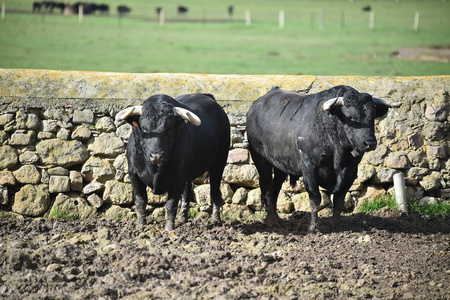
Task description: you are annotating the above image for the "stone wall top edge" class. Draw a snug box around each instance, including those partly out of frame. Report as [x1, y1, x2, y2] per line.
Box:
[1, 69, 449, 112]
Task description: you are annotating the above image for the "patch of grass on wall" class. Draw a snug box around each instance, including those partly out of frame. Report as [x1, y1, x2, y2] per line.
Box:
[49, 208, 79, 221]
[408, 201, 450, 218]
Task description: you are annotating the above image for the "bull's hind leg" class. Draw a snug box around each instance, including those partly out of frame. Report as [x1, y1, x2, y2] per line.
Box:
[178, 182, 192, 224]
[249, 145, 280, 226]
[209, 168, 224, 225]
[269, 168, 288, 222]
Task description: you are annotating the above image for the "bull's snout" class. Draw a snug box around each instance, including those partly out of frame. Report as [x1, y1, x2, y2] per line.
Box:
[149, 152, 163, 165]
[363, 140, 377, 151]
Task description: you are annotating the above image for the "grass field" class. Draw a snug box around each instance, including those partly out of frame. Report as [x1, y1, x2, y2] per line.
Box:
[1, 0, 449, 75]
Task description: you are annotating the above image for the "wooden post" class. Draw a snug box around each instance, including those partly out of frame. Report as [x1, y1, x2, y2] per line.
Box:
[318, 9, 324, 30]
[1, 2, 5, 21]
[78, 4, 83, 24]
[413, 11, 420, 31]
[393, 172, 409, 215]
[279, 10, 285, 29]
[245, 10, 251, 27]
[159, 8, 165, 27]
[369, 11, 374, 30]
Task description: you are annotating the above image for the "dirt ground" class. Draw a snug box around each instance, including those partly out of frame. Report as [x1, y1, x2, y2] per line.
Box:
[1, 210, 449, 300]
[390, 45, 450, 63]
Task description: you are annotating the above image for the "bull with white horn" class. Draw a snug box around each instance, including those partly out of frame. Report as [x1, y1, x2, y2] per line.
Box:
[116, 93, 230, 231]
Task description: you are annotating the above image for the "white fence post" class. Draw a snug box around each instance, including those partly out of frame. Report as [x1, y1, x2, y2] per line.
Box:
[413, 11, 420, 31]
[245, 10, 251, 27]
[369, 11, 374, 30]
[279, 10, 285, 29]
[393, 172, 409, 215]
[1, 2, 5, 21]
[159, 9, 165, 27]
[79, 4, 83, 24]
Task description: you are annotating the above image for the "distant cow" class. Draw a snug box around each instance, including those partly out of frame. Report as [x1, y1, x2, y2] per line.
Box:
[363, 5, 372, 12]
[156, 7, 163, 16]
[117, 5, 131, 16]
[177, 5, 188, 16]
[228, 5, 234, 18]
[32, 2, 42, 12]
[98, 4, 109, 14]
[247, 85, 401, 231]
[115, 94, 230, 231]
[50, 2, 65, 13]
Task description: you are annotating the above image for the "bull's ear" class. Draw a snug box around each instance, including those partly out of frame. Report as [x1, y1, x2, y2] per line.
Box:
[173, 107, 201, 126]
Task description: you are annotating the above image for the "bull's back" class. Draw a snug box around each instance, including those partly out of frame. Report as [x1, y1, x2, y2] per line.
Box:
[247, 89, 313, 173]
[176, 94, 230, 174]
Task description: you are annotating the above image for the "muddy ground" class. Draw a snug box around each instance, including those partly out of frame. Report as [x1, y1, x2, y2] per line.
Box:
[1, 210, 449, 300]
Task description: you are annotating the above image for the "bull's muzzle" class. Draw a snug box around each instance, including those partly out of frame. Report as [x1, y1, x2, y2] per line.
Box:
[149, 152, 163, 165]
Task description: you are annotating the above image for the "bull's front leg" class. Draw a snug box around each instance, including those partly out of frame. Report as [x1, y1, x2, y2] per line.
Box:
[130, 176, 149, 226]
[165, 187, 184, 231]
[178, 182, 192, 224]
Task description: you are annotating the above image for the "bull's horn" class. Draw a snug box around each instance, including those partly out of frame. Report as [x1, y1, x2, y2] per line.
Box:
[322, 97, 344, 111]
[173, 107, 201, 126]
[373, 97, 402, 108]
[115, 106, 142, 121]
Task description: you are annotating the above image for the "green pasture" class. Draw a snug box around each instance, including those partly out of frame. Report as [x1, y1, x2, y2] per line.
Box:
[0, 0, 449, 75]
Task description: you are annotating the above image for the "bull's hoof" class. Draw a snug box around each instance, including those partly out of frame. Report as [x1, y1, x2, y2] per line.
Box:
[164, 221, 175, 231]
[264, 215, 282, 228]
[212, 209, 222, 225]
[178, 215, 188, 224]
[137, 216, 147, 225]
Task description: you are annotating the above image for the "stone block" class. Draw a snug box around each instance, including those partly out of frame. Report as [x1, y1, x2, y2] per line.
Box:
[103, 180, 134, 205]
[73, 109, 94, 124]
[10, 130, 36, 146]
[71, 126, 92, 140]
[49, 176, 71, 193]
[70, 171, 83, 192]
[223, 164, 259, 188]
[87, 133, 125, 156]
[246, 188, 262, 211]
[0, 170, 16, 186]
[12, 184, 50, 216]
[13, 165, 41, 184]
[227, 149, 249, 164]
[50, 193, 97, 220]
[81, 156, 115, 182]
[36, 139, 89, 167]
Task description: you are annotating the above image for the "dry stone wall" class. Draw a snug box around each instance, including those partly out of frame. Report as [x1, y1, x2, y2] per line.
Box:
[0, 69, 449, 220]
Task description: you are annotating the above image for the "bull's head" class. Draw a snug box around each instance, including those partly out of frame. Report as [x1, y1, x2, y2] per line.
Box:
[321, 92, 401, 157]
[115, 94, 201, 166]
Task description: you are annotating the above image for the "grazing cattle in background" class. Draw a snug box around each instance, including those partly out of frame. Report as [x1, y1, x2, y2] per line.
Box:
[98, 4, 109, 14]
[115, 94, 230, 231]
[363, 5, 372, 12]
[247, 85, 401, 231]
[156, 7, 163, 16]
[228, 5, 234, 18]
[177, 5, 188, 16]
[72, 2, 97, 14]
[50, 2, 65, 13]
[117, 5, 131, 16]
[32, 2, 42, 12]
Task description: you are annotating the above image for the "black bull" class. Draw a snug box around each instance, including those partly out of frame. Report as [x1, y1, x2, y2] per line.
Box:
[116, 94, 230, 231]
[247, 85, 401, 231]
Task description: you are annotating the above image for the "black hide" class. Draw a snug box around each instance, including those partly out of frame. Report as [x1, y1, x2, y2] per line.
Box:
[246, 85, 392, 231]
[123, 94, 230, 230]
